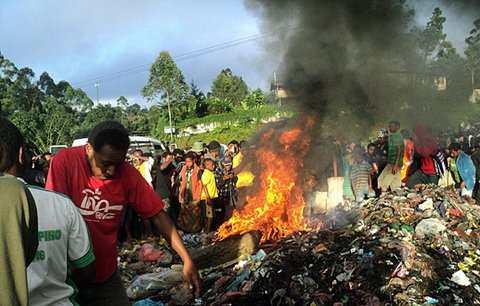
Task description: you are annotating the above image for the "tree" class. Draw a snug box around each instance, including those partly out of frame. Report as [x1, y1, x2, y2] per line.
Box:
[465, 18, 480, 91]
[206, 97, 232, 114]
[210, 68, 248, 107]
[430, 41, 470, 105]
[116, 95, 129, 109]
[240, 88, 266, 110]
[189, 80, 208, 117]
[417, 7, 447, 63]
[141, 51, 189, 138]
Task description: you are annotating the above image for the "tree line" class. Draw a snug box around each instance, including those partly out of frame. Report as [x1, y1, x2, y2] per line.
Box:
[0, 51, 271, 154]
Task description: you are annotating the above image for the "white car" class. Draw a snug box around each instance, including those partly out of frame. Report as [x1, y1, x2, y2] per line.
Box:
[71, 136, 167, 156]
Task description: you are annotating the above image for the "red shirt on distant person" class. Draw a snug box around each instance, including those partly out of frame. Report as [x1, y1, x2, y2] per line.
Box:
[46, 146, 163, 283]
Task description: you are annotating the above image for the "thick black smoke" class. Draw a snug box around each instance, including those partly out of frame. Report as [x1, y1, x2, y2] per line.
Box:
[246, 0, 421, 139]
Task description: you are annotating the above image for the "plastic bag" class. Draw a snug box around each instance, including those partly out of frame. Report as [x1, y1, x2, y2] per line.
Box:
[415, 218, 446, 239]
[126, 269, 184, 299]
[138, 243, 164, 262]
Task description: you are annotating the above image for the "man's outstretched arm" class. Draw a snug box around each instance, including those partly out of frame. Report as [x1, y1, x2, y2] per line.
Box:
[151, 210, 202, 297]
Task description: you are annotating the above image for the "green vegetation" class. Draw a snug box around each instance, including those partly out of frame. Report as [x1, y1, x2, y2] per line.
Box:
[172, 105, 293, 148]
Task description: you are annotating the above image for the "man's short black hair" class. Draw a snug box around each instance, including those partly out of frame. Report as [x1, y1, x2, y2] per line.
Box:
[172, 148, 184, 156]
[0, 117, 23, 173]
[185, 151, 196, 161]
[162, 151, 173, 158]
[389, 120, 400, 127]
[448, 142, 461, 151]
[88, 120, 130, 152]
[367, 142, 376, 149]
[133, 149, 143, 156]
[228, 140, 239, 146]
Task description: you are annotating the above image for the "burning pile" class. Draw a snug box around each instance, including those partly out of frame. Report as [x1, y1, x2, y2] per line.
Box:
[201, 185, 480, 305]
[216, 118, 313, 243]
[119, 184, 480, 305]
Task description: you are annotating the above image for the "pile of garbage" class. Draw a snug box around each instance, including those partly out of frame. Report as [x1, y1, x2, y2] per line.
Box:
[119, 185, 480, 305]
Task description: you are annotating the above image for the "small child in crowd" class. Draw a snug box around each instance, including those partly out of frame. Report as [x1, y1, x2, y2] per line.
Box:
[200, 158, 219, 233]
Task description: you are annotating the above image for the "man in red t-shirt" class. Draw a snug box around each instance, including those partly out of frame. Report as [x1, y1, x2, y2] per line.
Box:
[46, 121, 201, 305]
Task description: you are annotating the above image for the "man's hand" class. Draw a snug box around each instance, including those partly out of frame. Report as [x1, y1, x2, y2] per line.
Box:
[150, 211, 202, 298]
[183, 259, 202, 298]
[460, 181, 466, 189]
[392, 164, 399, 174]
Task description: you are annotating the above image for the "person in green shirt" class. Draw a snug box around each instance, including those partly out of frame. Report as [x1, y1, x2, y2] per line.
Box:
[0, 173, 38, 306]
[378, 120, 404, 194]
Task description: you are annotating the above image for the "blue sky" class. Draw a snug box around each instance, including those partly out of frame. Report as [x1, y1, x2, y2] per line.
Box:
[0, 0, 476, 107]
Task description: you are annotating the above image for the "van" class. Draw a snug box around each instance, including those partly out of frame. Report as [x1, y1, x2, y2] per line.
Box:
[71, 136, 167, 156]
[49, 145, 68, 155]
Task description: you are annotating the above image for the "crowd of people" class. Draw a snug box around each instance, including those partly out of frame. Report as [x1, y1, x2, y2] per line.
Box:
[328, 120, 480, 206]
[2, 116, 480, 306]
[123, 138, 253, 240]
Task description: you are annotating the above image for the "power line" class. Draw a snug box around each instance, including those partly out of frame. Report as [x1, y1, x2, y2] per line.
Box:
[72, 24, 301, 88]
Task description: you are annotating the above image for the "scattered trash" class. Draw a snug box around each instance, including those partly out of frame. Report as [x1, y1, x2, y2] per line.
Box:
[138, 243, 165, 262]
[133, 298, 165, 306]
[415, 218, 446, 238]
[118, 185, 480, 304]
[126, 269, 184, 299]
[451, 270, 471, 286]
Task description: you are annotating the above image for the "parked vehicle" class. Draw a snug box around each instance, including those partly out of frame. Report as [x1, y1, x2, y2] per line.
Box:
[49, 145, 68, 155]
[71, 136, 167, 156]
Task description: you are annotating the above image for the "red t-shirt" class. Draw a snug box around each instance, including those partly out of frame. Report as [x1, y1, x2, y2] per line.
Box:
[45, 146, 163, 283]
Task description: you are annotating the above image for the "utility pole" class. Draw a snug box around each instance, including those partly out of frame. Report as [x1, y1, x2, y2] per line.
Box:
[94, 82, 99, 103]
[166, 92, 173, 142]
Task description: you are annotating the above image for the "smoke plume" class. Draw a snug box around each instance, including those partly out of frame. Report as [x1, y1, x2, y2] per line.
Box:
[246, 0, 423, 139]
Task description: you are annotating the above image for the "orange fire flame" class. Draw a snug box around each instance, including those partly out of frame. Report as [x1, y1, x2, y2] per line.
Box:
[216, 120, 312, 243]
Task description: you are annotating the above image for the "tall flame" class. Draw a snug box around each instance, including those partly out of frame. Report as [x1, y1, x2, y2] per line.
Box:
[216, 118, 312, 243]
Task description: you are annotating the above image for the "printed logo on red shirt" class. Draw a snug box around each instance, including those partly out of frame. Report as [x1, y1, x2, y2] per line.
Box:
[79, 188, 123, 220]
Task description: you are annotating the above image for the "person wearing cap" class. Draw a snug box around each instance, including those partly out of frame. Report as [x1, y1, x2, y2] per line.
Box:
[374, 128, 388, 166]
[191, 141, 205, 168]
[217, 154, 238, 223]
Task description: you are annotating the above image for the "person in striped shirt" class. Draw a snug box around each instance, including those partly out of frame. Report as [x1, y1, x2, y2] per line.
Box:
[350, 147, 375, 203]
